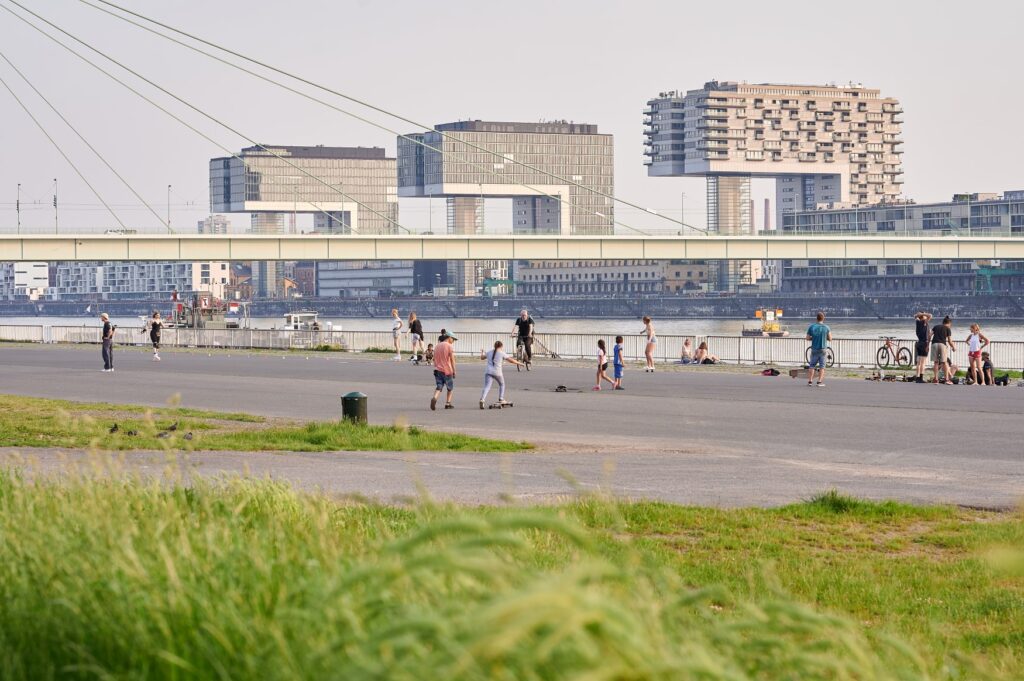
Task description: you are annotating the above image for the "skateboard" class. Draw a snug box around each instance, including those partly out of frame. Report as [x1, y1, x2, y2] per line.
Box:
[488, 402, 514, 409]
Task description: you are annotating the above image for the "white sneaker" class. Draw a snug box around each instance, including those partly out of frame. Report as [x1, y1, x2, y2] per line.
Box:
[479, 400, 485, 410]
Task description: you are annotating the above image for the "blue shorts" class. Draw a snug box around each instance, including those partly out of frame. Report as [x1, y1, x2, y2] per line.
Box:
[808, 348, 827, 369]
[433, 370, 454, 391]
[613, 364, 623, 379]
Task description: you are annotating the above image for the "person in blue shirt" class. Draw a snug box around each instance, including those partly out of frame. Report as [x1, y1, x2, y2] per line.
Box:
[612, 335, 625, 390]
[805, 312, 832, 387]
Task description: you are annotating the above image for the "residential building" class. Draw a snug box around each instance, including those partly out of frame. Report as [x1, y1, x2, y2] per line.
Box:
[517, 260, 664, 296]
[645, 81, 904, 290]
[48, 262, 230, 300]
[197, 215, 231, 234]
[781, 191, 1024, 292]
[0, 262, 48, 300]
[210, 145, 398, 295]
[398, 120, 614, 295]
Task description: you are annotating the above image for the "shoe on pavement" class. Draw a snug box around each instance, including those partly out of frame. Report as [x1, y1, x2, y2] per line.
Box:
[614, 386, 625, 390]
[444, 403, 454, 409]
[479, 400, 485, 410]
[592, 386, 601, 391]
[807, 381, 813, 386]
[430, 396, 437, 411]
[816, 382, 826, 387]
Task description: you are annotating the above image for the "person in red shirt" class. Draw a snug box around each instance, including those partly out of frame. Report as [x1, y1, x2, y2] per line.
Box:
[430, 333, 458, 410]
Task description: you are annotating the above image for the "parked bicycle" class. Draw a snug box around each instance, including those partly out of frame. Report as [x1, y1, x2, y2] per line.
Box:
[804, 345, 835, 368]
[875, 336, 912, 369]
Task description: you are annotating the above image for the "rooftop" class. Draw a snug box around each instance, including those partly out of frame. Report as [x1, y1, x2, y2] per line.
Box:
[238, 145, 391, 160]
[433, 120, 600, 135]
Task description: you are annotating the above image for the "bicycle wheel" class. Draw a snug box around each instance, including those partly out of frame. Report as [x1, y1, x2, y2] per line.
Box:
[825, 347, 835, 368]
[896, 346, 912, 368]
[875, 346, 891, 369]
[804, 346, 812, 366]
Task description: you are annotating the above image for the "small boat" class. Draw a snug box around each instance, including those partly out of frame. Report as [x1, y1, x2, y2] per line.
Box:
[742, 308, 790, 337]
[283, 310, 321, 331]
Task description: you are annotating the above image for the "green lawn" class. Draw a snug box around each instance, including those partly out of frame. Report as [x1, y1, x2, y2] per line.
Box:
[0, 394, 528, 452]
[0, 475, 1019, 680]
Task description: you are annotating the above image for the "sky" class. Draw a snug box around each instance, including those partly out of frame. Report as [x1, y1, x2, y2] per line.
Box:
[0, 0, 1021, 235]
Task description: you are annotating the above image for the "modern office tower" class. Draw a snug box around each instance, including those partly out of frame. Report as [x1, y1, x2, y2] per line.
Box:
[398, 120, 614, 295]
[48, 262, 229, 300]
[645, 81, 904, 290]
[197, 215, 231, 234]
[211, 145, 398, 297]
[780, 190, 1024, 292]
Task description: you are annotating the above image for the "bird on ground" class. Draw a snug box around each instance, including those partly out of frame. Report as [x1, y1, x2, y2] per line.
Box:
[125, 430, 138, 436]
[167, 422, 179, 432]
[109, 424, 119, 434]
[184, 432, 193, 441]
[156, 432, 170, 439]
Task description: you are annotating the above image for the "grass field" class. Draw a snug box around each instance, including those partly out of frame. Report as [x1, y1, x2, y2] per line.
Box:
[0, 474, 1020, 680]
[0, 394, 528, 452]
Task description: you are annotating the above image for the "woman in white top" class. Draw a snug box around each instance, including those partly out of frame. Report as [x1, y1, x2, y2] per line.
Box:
[642, 316, 657, 372]
[390, 308, 403, 361]
[479, 340, 524, 408]
[679, 338, 694, 364]
[965, 323, 990, 385]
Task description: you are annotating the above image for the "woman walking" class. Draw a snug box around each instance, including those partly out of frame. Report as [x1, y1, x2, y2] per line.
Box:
[642, 316, 657, 372]
[479, 340, 524, 408]
[390, 308, 403, 361]
[148, 311, 163, 361]
[965, 323, 990, 385]
[593, 339, 615, 391]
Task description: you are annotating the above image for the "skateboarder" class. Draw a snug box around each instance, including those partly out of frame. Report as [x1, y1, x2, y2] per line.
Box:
[479, 340, 524, 409]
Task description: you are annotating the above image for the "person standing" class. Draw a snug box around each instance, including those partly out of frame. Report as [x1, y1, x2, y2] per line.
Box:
[965, 323, 990, 386]
[805, 312, 831, 387]
[390, 308, 403, 361]
[642, 316, 656, 372]
[478, 340, 524, 408]
[512, 309, 535, 369]
[913, 312, 932, 382]
[148, 311, 163, 361]
[100, 312, 115, 372]
[430, 332, 458, 410]
[931, 316, 955, 385]
[612, 335, 625, 390]
[593, 339, 615, 391]
[407, 312, 424, 364]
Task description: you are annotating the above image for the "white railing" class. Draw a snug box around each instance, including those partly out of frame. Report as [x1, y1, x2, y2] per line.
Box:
[2, 324, 1022, 371]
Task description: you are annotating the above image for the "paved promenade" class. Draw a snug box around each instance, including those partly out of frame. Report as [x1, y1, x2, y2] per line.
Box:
[1, 344, 1022, 507]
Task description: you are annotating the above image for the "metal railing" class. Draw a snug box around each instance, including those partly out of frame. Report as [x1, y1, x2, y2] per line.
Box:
[2, 324, 1022, 370]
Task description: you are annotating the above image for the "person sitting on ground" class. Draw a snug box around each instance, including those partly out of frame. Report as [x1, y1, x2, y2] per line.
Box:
[679, 338, 694, 364]
[424, 343, 434, 365]
[694, 341, 719, 365]
[981, 351, 995, 386]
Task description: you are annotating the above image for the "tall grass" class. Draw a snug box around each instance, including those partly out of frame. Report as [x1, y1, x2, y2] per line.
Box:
[0, 470, 963, 680]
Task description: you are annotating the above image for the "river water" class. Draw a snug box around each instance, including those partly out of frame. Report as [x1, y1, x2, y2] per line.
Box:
[6, 316, 1024, 342]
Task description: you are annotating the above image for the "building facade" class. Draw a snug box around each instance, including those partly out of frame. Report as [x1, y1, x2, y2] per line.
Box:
[516, 260, 664, 296]
[781, 191, 1024, 292]
[398, 120, 614, 295]
[0, 262, 48, 300]
[197, 215, 231, 234]
[645, 81, 904, 290]
[48, 262, 229, 300]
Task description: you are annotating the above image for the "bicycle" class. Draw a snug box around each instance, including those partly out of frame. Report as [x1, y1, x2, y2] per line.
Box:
[875, 336, 912, 369]
[513, 335, 532, 372]
[804, 345, 835, 368]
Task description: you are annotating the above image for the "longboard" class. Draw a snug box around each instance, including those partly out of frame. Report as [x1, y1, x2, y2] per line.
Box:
[488, 402, 514, 409]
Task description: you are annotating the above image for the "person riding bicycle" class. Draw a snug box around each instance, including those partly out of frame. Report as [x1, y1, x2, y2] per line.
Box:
[512, 309, 535, 369]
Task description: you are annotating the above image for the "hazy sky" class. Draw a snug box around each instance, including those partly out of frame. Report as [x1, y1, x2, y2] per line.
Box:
[0, 0, 1021, 234]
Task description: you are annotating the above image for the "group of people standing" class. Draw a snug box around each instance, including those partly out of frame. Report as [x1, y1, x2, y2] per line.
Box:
[914, 312, 994, 385]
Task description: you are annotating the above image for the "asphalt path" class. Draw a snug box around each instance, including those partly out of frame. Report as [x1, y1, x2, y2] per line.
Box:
[1, 344, 1022, 507]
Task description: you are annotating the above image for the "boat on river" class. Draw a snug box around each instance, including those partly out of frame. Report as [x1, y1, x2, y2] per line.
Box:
[742, 308, 790, 337]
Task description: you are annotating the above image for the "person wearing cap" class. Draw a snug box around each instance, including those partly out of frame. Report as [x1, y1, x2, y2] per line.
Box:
[430, 332, 458, 410]
[99, 313, 115, 372]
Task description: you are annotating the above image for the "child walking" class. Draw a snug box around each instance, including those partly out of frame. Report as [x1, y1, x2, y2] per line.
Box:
[593, 339, 615, 391]
[612, 335, 625, 390]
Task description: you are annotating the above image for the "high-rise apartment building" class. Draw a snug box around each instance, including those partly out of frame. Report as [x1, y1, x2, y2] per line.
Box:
[398, 120, 614, 295]
[48, 262, 229, 300]
[197, 215, 231, 234]
[645, 81, 904, 290]
[0, 262, 48, 300]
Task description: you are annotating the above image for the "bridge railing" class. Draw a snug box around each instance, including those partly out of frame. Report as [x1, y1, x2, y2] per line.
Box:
[4, 325, 1023, 371]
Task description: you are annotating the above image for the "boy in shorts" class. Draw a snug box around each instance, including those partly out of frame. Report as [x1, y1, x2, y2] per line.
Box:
[612, 335, 625, 390]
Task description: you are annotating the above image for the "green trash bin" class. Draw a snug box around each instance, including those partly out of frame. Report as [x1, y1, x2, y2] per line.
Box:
[341, 391, 368, 423]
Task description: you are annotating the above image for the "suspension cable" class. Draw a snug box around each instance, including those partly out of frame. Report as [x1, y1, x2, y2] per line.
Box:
[0, 68, 127, 230]
[0, 48, 172, 232]
[76, 0, 655, 236]
[86, 0, 704, 234]
[1, 0, 409, 235]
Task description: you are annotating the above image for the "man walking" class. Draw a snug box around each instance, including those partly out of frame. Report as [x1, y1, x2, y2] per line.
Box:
[805, 312, 831, 387]
[430, 332, 458, 410]
[914, 311, 932, 382]
[931, 316, 956, 384]
[512, 309, 535, 369]
[100, 312, 115, 372]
